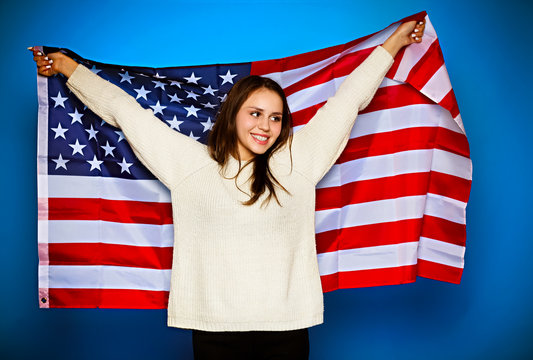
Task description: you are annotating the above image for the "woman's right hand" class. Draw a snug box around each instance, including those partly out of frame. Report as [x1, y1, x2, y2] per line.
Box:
[28, 47, 79, 78]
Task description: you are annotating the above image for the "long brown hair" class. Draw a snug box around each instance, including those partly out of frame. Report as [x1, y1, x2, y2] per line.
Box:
[207, 75, 293, 206]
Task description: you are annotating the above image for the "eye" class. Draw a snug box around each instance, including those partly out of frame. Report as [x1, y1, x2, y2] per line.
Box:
[251, 111, 260, 117]
[270, 116, 282, 122]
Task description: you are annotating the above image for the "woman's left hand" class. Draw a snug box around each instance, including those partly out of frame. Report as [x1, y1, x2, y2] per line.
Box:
[382, 19, 426, 58]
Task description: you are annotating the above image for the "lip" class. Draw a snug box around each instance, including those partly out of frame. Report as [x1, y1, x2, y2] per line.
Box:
[250, 133, 269, 145]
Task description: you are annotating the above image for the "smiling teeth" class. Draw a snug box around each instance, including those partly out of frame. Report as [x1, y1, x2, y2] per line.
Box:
[251, 134, 268, 141]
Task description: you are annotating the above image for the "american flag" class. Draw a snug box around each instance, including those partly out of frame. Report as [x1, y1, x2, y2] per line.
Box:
[37, 11, 471, 309]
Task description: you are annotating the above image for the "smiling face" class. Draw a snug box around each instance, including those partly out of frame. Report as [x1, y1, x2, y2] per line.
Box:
[235, 88, 284, 161]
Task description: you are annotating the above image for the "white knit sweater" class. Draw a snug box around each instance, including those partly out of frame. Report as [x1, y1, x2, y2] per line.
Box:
[66, 46, 393, 331]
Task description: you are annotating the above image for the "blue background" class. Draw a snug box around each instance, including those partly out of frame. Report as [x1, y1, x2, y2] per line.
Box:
[2, 0, 532, 359]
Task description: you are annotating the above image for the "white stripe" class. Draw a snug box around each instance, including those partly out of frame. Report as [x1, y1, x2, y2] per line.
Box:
[432, 149, 472, 180]
[420, 64, 453, 103]
[262, 23, 400, 88]
[317, 242, 419, 275]
[47, 220, 174, 247]
[394, 14, 437, 82]
[37, 66, 49, 291]
[351, 103, 464, 138]
[287, 72, 399, 113]
[44, 175, 170, 202]
[418, 237, 465, 268]
[425, 193, 466, 224]
[454, 114, 466, 135]
[317, 148, 471, 190]
[43, 265, 171, 291]
[315, 195, 426, 234]
[318, 150, 433, 188]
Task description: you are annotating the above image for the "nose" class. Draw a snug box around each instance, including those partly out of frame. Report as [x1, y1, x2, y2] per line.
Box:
[257, 115, 270, 132]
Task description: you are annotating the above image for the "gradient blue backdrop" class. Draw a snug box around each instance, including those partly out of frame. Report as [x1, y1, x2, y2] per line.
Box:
[2, 0, 532, 359]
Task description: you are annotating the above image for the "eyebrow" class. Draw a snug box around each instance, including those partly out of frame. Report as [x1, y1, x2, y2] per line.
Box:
[246, 106, 283, 115]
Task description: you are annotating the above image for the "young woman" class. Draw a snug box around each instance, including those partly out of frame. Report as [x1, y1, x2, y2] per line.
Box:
[31, 19, 425, 360]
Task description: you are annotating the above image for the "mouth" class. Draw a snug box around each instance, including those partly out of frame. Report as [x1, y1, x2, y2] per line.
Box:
[250, 133, 269, 145]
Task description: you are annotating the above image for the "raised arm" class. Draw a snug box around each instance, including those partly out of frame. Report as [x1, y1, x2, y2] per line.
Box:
[290, 20, 425, 185]
[30, 48, 209, 188]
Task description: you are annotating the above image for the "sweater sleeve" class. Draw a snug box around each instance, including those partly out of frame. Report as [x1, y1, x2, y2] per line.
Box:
[66, 64, 208, 188]
[290, 46, 394, 185]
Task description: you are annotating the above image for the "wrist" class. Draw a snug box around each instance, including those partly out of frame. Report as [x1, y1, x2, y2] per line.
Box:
[56, 53, 78, 78]
[381, 37, 401, 58]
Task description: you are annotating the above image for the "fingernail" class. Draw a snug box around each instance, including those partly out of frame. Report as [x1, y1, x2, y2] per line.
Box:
[415, 37, 420, 41]
[414, 29, 419, 33]
[419, 21, 424, 25]
[45, 65, 51, 69]
[411, 34, 416, 38]
[49, 60, 53, 64]
[37, 51, 42, 56]
[45, 56, 49, 60]
[27, 46, 33, 50]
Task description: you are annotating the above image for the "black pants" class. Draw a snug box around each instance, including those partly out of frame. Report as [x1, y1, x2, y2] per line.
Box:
[192, 328, 309, 360]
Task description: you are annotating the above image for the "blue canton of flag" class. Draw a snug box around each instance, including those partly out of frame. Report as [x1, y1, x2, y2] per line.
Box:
[44, 46, 251, 180]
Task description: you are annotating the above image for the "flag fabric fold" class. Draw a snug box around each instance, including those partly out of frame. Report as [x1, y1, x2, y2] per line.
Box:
[37, 11, 471, 309]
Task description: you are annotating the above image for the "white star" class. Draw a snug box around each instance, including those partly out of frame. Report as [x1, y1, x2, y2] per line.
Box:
[52, 153, 69, 170]
[188, 131, 200, 141]
[118, 157, 133, 174]
[200, 117, 214, 132]
[150, 101, 167, 115]
[87, 155, 103, 172]
[51, 123, 68, 139]
[166, 115, 183, 130]
[85, 124, 99, 141]
[202, 85, 218, 96]
[154, 72, 166, 79]
[170, 80, 182, 88]
[90, 65, 102, 74]
[100, 141, 116, 157]
[68, 139, 86, 156]
[134, 86, 151, 100]
[115, 130, 125, 142]
[152, 80, 166, 90]
[218, 93, 227, 102]
[201, 102, 216, 109]
[167, 93, 183, 103]
[68, 108, 84, 124]
[51, 91, 68, 108]
[184, 72, 202, 84]
[119, 71, 134, 84]
[184, 104, 200, 118]
[185, 90, 200, 100]
[219, 70, 237, 85]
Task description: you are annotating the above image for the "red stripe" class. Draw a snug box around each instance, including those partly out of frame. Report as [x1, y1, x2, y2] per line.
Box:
[417, 259, 463, 284]
[316, 219, 423, 254]
[321, 265, 418, 292]
[282, 47, 375, 97]
[316, 173, 429, 211]
[48, 243, 173, 269]
[315, 171, 471, 211]
[250, 36, 376, 76]
[336, 126, 470, 164]
[386, 46, 406, 79]
[46, 288, 169, 309]
[48, 198, 173, 224]
[361, 84, 434, 114]
[292, 102, 325, 127]
[428, 172, 472, 203]
[438, 89, 460, 119]
[421, 215, 466, 247]
[405, 40, 444, 90]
